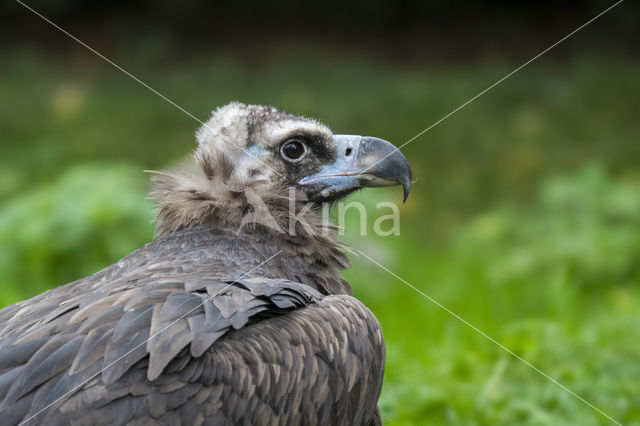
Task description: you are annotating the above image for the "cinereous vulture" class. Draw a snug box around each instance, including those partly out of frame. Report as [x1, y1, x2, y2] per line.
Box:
[0, 103, 412, 425]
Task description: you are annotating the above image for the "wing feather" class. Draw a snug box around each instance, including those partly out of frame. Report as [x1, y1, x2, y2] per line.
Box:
[0, 229, 382, 425]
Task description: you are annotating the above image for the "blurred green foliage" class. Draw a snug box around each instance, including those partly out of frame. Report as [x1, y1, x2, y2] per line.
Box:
[0, 164, 154, 305]
[345, 165, 640, 424]
[1, 47, 639, 424]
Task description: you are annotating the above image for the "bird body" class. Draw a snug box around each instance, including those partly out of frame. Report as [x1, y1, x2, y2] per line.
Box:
[0, 103, 411, 425]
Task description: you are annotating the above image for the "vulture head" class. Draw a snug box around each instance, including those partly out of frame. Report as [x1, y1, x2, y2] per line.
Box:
[151, 102, 412, 237]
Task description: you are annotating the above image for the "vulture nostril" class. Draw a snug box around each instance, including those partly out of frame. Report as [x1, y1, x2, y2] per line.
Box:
[345, 148, 352, 156]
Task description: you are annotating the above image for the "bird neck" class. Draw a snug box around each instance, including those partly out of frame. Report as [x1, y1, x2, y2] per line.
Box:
[156, 224, 352, 295]
[146, 164, 353, 295]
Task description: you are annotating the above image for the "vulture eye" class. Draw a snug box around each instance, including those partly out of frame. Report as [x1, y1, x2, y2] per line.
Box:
[280, 139, 307, 163]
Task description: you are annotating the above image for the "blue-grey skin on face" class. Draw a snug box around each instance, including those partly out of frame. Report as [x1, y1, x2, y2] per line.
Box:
[298, 135, 412, 202]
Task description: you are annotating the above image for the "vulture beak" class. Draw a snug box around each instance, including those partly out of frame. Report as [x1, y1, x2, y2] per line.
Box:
[298, 135, 412, 202]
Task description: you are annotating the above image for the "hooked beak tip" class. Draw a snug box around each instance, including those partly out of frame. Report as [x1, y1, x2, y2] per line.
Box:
[298, 135, 413, 203]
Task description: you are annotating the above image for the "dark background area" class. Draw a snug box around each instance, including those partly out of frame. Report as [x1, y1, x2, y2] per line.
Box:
[2, 1, 639, 55]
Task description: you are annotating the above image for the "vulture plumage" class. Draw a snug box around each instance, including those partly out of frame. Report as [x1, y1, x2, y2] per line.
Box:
[0, 103, 412, 425]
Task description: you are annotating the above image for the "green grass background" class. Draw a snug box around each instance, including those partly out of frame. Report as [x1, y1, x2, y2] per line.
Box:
[1, 45, 639, 424]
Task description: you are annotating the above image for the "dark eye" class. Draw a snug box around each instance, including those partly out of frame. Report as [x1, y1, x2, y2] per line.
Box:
[280, 139, 307, 162]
